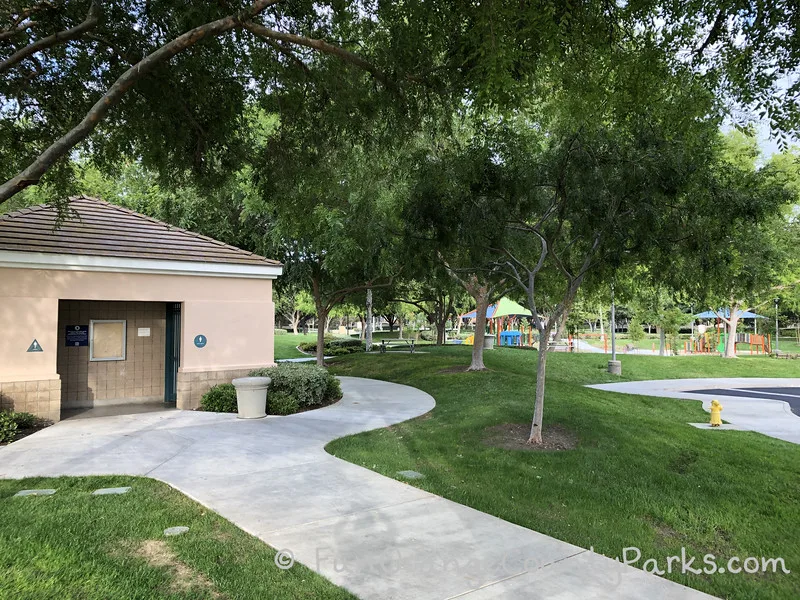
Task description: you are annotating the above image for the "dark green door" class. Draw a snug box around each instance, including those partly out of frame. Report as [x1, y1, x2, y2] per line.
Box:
[165, 302, 181, 404]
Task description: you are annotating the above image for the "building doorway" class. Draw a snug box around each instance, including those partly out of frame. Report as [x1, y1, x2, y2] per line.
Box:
[165, 302, 181, 405]
[57, 300, 180, 418]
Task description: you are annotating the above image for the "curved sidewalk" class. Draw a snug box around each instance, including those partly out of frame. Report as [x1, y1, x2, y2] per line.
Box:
[1, 376, 713, 599]
[589, 378, 800, 445]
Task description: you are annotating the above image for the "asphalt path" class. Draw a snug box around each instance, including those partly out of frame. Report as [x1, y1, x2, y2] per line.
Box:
[687, 387, 800, 416]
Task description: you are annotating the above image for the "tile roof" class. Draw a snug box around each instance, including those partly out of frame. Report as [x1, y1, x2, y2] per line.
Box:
[0, 196, 280, 266]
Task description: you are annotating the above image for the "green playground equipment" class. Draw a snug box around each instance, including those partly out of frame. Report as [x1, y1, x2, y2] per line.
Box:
[716, 332, 727, 353]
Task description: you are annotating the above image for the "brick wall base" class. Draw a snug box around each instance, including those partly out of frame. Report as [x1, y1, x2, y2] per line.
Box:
[176, 369, 253, 410]
[0, 378, 61, 422]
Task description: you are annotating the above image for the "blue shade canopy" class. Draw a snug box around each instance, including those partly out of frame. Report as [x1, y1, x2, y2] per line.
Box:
[694, 309, 766, 319]
[461, 305, 497, 320]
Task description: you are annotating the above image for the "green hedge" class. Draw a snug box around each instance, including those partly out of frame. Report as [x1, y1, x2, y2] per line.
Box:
[200, 383, 238, 413]
[0, 410, 43, 444]
[268, 390, 300, 415]
[200, 365, 343, 415]
[0, 411, 18, 443]
[250, 363, 342, 407]
[10, 411, 37, 429]
[299, 337, 365, 355]
[274, 328, 288, 335]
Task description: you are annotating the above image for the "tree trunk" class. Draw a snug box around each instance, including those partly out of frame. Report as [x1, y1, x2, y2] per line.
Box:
[599, 307, 605, 338]
[658, 327, 666, 356]
[723, 305, 741, 358]
[291, 311, 300, 335]
[469, 294, 489, 371]
[311, 276, 327, 366]
[528, 325, 553, 445]
[358, 315, 365, 340]
[365, 288, 373, 352]
[436, 317, 447, 345]
[554, 310, 568, 341]
[315, 309, 328, 366]
[398, 317, 404, 338]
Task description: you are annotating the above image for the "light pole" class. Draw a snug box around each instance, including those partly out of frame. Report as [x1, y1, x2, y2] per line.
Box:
[611, 282, 616, 361]
[775, 298, 780, 354]
[608, 280, 621, 375]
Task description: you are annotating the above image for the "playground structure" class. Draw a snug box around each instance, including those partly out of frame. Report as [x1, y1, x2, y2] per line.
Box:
[687, 331, 771, 354]
[460, 298, 579, 351]
[457, 303, 781, 356]
[688, 309, 771, 356]
[460, 298, 533, 346]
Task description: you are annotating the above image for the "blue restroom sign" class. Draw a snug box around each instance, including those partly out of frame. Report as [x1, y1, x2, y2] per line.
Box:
[194, 334, 207, 348]
[65, 325, 89, 347]
[27, 339, 43, 352]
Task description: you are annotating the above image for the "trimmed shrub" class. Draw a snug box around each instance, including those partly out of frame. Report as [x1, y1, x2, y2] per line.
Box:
[200, 383, 238, 413]
[11, 411, 37, 429]
[268, 391, 300, 415]
[324, 376, 343, 403]
[299, 337, 365, 355]
[274, 328, 288, 335]
[327, 347, 352, 356]
[0, 411, 18, 443]
[250, 363, 339, 407]
[329, 338, 363, 349]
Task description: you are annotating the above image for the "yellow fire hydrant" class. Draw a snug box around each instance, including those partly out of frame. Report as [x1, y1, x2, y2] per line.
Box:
[710, 399, 723, 427]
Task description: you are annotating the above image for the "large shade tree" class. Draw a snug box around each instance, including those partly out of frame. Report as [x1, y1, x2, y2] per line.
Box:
[497, 119, 718, 443]
[3, 1, 800, 208]
[473, 28, 735, 443]
[250, 117, 405, 364]
[649, 132, 797, 358]
[0, 0, 621, 205]
[402, 126, 511, 369]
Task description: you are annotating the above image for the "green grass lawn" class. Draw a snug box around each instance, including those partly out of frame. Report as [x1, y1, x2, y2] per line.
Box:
[274, 331, 437, 360]
[0, 476, 355, 600]
[776, 339, 800, 353]
[327, 347, 800, 600]
[273, 333, 317, 359]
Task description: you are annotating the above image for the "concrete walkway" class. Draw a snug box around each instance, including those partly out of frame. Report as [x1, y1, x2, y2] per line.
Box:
[572, 339, 662, 355]
[589, 378, 800, 445]
[1, 377, 713, 599]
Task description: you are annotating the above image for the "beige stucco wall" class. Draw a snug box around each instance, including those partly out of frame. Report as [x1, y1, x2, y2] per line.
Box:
[0, 266, 275, 416]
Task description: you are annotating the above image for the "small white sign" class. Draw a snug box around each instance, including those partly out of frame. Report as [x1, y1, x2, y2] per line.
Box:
[137, 328, 151, 337]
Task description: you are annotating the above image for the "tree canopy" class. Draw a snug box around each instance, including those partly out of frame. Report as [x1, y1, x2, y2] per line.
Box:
[4, 0, 800, 206]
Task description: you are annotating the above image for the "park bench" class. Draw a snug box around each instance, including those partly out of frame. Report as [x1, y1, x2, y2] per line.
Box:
[547, 339, 573, 352]
[380, 338, 416, 353]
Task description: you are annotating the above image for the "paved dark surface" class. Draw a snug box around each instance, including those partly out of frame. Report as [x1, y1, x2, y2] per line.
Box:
[688, 387, 800, 416]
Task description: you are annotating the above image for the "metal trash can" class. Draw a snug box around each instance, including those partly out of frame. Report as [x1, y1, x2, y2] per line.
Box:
[483, 336, 495, 350]
[231, 377, 271, 419]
